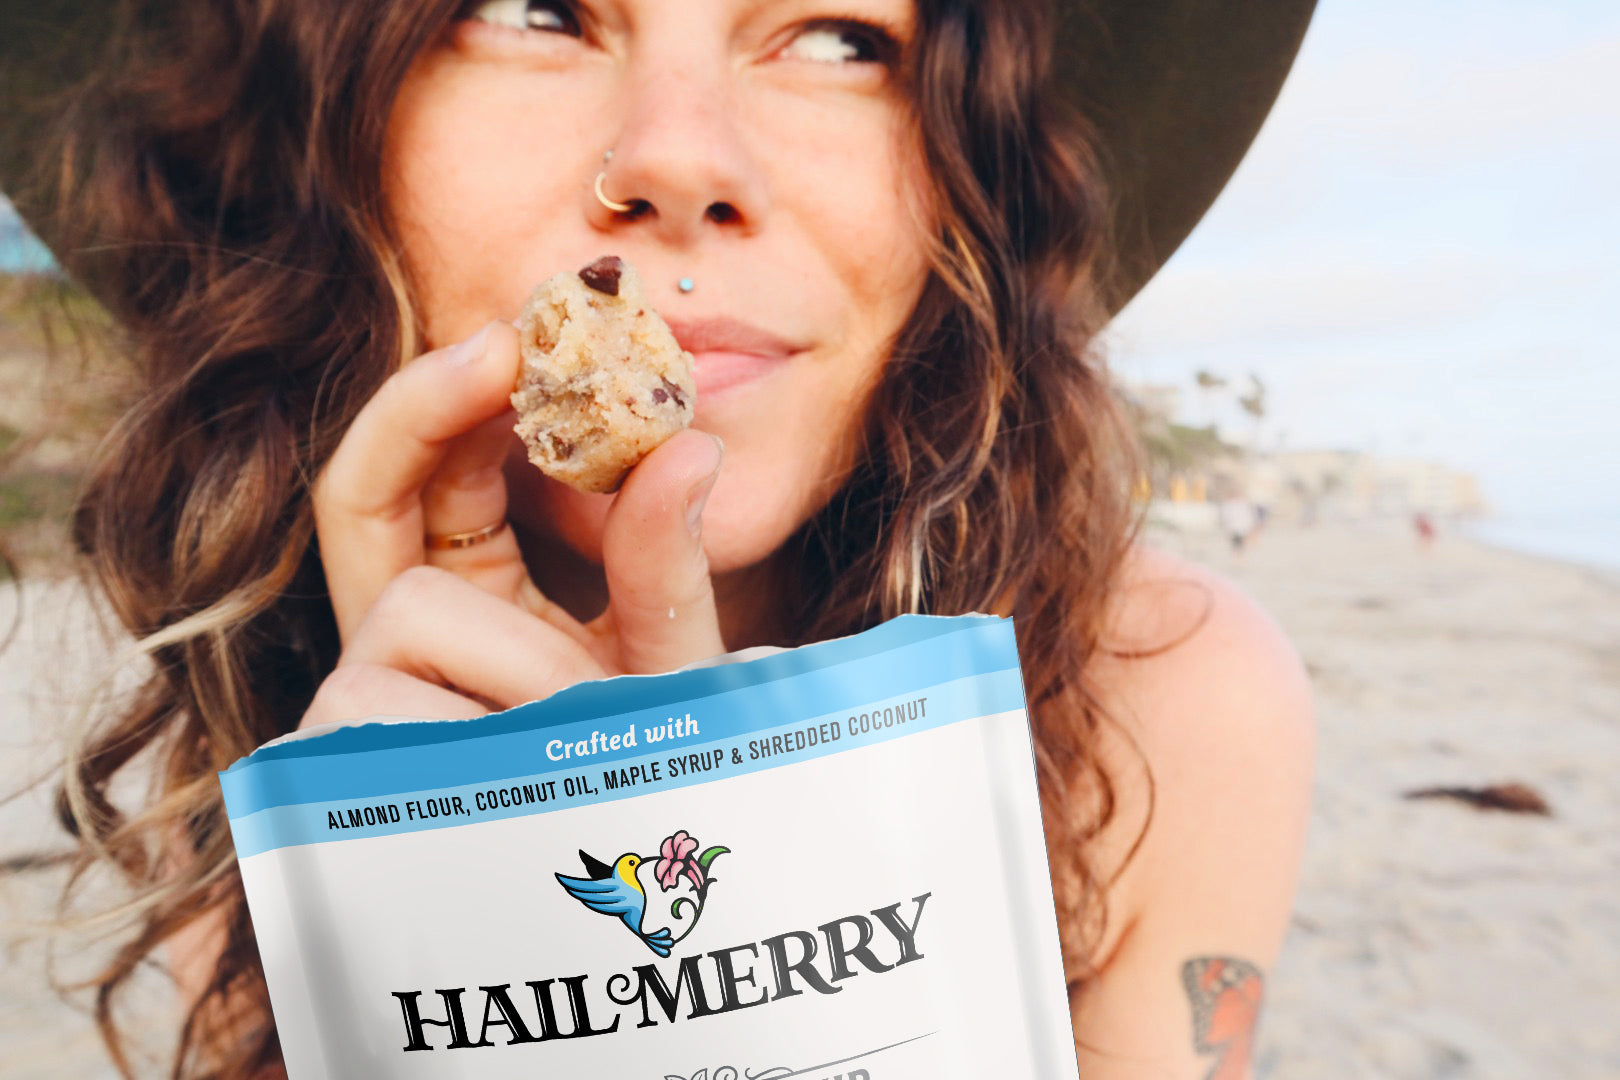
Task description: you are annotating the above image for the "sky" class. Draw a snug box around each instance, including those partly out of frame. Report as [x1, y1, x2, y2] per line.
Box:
[1106, 0, 1620, 525]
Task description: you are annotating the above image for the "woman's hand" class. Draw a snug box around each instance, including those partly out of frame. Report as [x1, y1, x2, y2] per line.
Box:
[301, 321, 726, 729]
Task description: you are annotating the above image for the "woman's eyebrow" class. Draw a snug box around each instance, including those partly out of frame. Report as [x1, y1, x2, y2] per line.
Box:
[732, 0, 918, 35]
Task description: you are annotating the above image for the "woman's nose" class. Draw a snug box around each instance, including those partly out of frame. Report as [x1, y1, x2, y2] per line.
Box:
[588, 54, 767, 246]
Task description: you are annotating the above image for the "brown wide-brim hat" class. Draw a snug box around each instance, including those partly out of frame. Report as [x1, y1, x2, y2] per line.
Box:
[0, 0, 1315, 315]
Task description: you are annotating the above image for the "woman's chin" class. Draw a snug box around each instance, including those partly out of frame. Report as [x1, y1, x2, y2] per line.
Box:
[693, 493, 799, 576]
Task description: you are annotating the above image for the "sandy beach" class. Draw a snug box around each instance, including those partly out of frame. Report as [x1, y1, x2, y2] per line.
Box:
[1154, 518, 1620, 1079]
[1, 578, 130, 1080]
[2, 517, 1617, 1078]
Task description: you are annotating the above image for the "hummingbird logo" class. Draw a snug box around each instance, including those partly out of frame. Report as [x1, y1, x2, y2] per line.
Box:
[555, 830, 730, 956]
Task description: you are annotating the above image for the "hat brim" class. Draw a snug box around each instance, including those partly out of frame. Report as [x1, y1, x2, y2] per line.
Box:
[0, 0, 1316, 317]
[1056, 0, 1317, 311]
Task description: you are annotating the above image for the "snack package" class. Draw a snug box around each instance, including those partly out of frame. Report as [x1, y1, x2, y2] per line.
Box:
[220, 614, 1081, 1079]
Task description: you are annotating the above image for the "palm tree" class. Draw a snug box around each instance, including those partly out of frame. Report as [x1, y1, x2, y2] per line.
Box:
[1193, 369, 1227, 429]
[1237, 372, 1266, 452]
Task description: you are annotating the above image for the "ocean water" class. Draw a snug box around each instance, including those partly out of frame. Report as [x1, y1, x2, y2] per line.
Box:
[0, 232, 54, 274]
[1, 199, 56, 273]
[1463, 513, 1620, 575]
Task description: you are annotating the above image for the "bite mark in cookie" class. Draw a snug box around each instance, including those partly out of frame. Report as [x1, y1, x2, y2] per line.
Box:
[510, 257, 696, 494]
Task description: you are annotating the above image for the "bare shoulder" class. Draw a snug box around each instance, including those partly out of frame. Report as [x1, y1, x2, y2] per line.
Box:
[1095, 542, 1315, 748]
[1076, 541, 1317, 967]
[1062, 543, 1316, 1075]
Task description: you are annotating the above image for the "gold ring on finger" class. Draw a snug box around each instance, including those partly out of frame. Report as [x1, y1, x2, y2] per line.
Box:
[425, 520, 508, 551]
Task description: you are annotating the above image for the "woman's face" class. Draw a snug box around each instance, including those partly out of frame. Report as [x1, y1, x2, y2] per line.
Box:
[384, 0, 931, 575]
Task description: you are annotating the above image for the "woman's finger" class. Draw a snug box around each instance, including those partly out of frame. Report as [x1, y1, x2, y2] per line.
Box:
[420, 408, 528, 586]
[302, 662, 488, 730]
[417, 412, 602, 653]
[312, 321, 521, 641]
[340, 565, 606, 709]
[597, 430, 727, 674]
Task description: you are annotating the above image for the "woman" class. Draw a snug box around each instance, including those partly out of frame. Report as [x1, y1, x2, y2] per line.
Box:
[4, 0, 1316, 1076]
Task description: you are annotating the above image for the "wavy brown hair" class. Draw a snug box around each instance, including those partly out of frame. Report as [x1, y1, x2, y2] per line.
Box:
[35, 0, 1149, 1075]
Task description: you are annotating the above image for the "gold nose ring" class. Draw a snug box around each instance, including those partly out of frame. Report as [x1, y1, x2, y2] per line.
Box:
[595, 150, 634, 213]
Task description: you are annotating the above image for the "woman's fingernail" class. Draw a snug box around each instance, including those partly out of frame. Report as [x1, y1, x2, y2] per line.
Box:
[442, 323, 493, 368]
[685, 437, 724, 536]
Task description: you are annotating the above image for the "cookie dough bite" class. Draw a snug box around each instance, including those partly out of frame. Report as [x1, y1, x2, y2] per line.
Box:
[511, 256, 697, 494]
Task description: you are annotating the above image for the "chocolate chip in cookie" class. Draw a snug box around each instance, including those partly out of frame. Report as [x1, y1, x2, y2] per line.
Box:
[578, 255, 624, 297]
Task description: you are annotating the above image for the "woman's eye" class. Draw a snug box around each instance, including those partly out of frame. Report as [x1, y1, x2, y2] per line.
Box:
[468, 0, 581, 35]
[780, 20, 895, 66]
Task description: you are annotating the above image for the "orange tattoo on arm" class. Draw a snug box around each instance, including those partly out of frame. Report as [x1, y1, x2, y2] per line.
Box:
[1181, 956, 1264, 1080]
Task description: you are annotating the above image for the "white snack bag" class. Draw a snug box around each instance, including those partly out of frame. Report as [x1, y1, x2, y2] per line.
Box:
[220, 613, 1081, 1079]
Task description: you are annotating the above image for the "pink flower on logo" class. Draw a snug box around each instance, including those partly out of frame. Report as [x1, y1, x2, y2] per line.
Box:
[655, 830, 699, 892]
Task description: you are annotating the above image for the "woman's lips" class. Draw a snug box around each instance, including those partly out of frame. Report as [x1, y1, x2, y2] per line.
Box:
[686, 350, 786, 397]
[665, 316, 802, 398]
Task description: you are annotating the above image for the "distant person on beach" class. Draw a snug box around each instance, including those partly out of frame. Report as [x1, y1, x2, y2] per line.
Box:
[1220, 495, 1260, 554]
[1414, 511, 1437, 549]
[4, 2, 1317, 1077]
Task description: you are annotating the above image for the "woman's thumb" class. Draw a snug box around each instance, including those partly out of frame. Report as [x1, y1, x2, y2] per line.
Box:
[599, 430, 727, 673]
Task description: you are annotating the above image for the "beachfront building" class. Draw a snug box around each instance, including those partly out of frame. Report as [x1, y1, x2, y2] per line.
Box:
[1200, 450, 1488, 524]
[1123, 379, 1487, 527]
